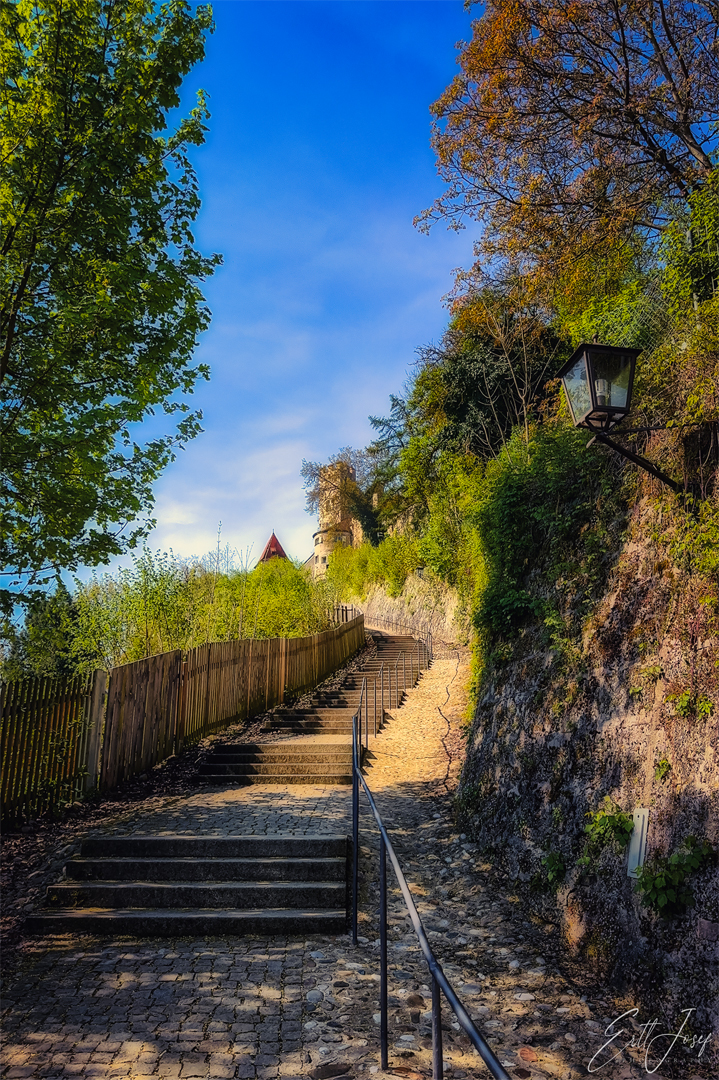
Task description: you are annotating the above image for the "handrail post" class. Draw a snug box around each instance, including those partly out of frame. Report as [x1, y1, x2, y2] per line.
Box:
[403, 652, 406, 694]
[380, 662, 384, 726]
[394, 657, 399, 707]
[352, 710, 359, 947]
[380, 833, 389, 1070]
[432, 974, 443, 1080]
[374, 678, 377, 736]
[364, 676, 368, 749]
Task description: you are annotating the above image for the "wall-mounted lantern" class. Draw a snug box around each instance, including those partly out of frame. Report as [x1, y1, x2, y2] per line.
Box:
[558, 342, 683, 494]
[558, 343, 639, 433]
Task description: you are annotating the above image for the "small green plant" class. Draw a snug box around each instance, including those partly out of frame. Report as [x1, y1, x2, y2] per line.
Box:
[552, 805, 564, 829]
[654, 758, 672, 783]
[696, 694, 714, 719]
[584, 799, 635, 852]
[541, 851, 566, 887]
[640, 664, 663, 681]
[634, 837, 714, 918]
[576, 798, 634, 876]
[666, 691, 715, 719]
[629, 686, 643, 698]
[667, 690, 695, 717]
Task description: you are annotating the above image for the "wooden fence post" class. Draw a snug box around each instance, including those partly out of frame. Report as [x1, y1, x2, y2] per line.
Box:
[175, 660, 187, 754]
[83, 670, 107, 794]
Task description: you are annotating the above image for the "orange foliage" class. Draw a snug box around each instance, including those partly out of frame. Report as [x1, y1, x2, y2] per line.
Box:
[419, 0, 718, 286]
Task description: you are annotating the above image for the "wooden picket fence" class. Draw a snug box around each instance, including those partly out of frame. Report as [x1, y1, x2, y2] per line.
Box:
[100, 651, 182, 791]
[1, 615, 365, 815]
[1, 671, 105, 822]
[100, 614, 365, 789]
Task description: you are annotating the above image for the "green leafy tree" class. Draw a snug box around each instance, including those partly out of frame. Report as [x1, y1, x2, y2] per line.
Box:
[0, 581, 88, 679]
[0, 0, 221, 612]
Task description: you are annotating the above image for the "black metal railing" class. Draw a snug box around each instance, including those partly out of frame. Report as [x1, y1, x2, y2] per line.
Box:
[329, 604, 361, 625]
[353, 636, 431, 752]
[351, 706, 510, 1080]
[363, 614, 433, 663]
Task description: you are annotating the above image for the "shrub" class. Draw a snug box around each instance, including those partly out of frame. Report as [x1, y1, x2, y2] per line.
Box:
[634, 836, 714, 918]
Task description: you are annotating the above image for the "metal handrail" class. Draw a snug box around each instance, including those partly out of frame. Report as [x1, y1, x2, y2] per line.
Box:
[362, 613, 433, 663]
[365, 643, 425, 738]
[350, 711, 510, 1080]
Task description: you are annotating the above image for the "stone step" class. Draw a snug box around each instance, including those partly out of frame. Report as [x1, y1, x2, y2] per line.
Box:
[278, 709, 356, 718]
[79, 834, 348, 859]
[45, 880, 346, 910]
[259, 731, 354, 740]
[207, 751, 352, 764]
[212, 742, 348, 754]
[198, 761, 351, 776]
[260, 721, 356, 730]
[65, 856, 346, 882]
[200, 771, 352, 786]
[26, 907, 348, 936]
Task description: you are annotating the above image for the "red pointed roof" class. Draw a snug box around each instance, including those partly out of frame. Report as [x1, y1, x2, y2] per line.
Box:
[258, 531, 288, 562]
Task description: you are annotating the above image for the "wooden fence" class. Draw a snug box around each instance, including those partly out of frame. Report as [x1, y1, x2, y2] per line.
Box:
[1, 670, 105, 822]
[100, 613, 365, 787]
[2, 615, 365, 813]
[100, 650, 182, 791]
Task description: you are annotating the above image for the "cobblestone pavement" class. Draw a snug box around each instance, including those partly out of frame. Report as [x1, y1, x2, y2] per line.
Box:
[94, 785, 351, 838]
[1, 643, 713, 1080]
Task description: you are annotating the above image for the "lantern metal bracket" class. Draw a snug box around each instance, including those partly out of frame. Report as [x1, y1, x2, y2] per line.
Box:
[589, 432, 684, 494]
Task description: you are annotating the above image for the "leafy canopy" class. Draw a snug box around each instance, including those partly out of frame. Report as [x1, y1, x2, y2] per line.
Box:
[0, 0, 221, 611]
[420, 0, 719, 279]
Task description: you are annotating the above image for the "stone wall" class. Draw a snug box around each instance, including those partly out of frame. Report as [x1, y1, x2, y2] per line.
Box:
[458, 499, 719, 1048]
[351, 574, 471, 645]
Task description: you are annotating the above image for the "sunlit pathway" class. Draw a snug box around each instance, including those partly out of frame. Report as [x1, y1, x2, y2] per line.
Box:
[1, 644, 694, 1080]
[1, 785, 352, 1080]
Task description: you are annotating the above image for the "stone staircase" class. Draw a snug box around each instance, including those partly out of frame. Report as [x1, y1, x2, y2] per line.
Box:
[198, 742, 354, 785]
[28, 631, 429, 936]
[197, 632, 422, 786]
[26, 833, 349, 936]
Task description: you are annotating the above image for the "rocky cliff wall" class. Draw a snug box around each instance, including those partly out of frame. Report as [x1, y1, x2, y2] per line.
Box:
[458, 497, 719, 1050]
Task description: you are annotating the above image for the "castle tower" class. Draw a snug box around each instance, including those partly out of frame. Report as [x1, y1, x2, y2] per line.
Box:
[311, 463, 363, 578]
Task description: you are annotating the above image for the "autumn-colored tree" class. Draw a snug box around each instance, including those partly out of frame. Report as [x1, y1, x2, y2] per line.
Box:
[419, 0, 719, 285]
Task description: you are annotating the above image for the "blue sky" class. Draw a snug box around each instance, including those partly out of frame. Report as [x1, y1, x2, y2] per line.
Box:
[145, 0, 476, 565]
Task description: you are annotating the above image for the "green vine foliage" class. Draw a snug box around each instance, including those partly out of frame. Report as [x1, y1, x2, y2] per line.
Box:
[541, 850, 566, 888]
[661, 170, 719, 315]
[634, 836, 714, 918]
[577, 799, 634, 873]
[471, 423, 623, 640]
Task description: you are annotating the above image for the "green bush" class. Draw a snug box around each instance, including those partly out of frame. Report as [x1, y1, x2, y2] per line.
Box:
[2, 550, 339, 677]
[326, 535, 422, 599]
[471, 424, 622, 639]
[634, 837, 714, 918]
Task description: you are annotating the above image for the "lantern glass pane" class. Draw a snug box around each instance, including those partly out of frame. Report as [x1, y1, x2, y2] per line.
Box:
[588, 350, 633, 410]
[563, 354, 591, 421]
